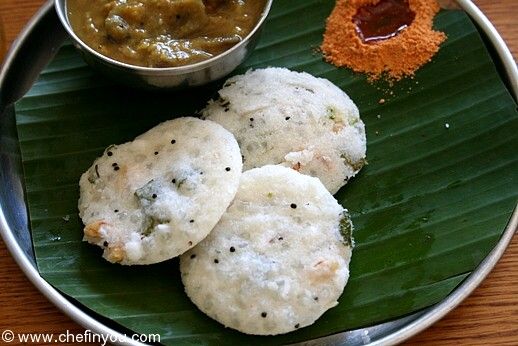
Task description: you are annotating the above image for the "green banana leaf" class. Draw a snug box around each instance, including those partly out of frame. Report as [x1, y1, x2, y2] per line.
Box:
[15, 1, 518, 344]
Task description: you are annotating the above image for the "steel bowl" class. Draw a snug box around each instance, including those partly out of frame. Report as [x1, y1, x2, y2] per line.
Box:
[54, 0, 273, 88]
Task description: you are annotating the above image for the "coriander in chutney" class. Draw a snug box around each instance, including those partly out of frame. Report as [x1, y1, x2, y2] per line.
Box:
[67, 0, 266, 68]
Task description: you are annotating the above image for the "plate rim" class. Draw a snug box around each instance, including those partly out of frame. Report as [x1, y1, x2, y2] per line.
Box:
[0, 1, 516, 345]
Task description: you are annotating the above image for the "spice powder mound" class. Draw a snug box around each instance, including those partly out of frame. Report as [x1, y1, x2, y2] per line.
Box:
[321, 0, 447, 81]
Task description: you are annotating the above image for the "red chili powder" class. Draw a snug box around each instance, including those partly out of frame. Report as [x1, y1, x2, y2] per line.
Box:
[321, 0, 447, 81]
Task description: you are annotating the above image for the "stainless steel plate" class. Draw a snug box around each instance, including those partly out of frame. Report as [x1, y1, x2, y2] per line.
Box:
[0, 1, 516, 345]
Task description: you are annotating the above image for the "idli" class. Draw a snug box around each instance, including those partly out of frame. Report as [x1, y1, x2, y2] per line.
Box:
[79, 117, 242, 265]
[203, 67, 366, 194]
[180, 165, 353, 335]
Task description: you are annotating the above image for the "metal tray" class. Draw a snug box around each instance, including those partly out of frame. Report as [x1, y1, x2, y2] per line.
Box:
[0, 1, 517, 345]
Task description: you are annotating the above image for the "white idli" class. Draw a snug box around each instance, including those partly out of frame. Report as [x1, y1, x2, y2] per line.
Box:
[180, 165, 353, 335]
[79, 117, 242, 265]
[203, 67, 366, 194]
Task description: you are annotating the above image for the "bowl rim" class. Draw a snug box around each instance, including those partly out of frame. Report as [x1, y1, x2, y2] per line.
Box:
[0, 1, 517, 346]
[54, 0, 273, 74]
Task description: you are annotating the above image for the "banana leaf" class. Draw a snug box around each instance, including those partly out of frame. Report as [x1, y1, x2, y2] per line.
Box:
[14, 1, 518, 344]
